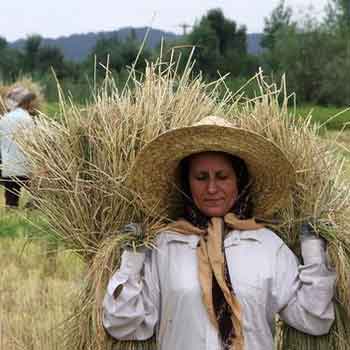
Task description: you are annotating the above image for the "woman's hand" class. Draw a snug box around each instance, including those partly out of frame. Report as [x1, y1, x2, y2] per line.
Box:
[300, 223, 321, 240]
[300, 223, 327, 265]
[120, 222, 148, 252]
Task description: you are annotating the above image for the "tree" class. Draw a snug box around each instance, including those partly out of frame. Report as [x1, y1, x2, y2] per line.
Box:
[87, 33, 152, 75]
[186, 8, 257, 78]
[37, 46, 68, 78]
[261, 0, 295, 50]
[0, 36, 20, 81]
[21, 34, 42, 73]
[261, 13, 349, 105]
[325, 0, 350, 31]
[0, 36, 7, 51]
[262, 1, 324, 96]
[205, 8, 246, 55]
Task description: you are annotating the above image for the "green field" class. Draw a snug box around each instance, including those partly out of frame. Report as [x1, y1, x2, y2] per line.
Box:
[295, 105, 350, 130]
[41, 102, 350, 130]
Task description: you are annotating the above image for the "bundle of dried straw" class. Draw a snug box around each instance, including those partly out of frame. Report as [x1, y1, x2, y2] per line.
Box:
[17, 53, 350, 350]
[0, 85, 9, 114]
[0, 77, 44, 114]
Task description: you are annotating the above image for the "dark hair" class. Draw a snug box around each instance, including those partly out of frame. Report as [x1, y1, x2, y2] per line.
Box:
[19, 92, 36, 107]
[179, 151, 254, 219]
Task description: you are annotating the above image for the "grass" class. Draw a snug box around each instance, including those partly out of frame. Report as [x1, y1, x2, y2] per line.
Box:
[0, 181, 84, 349]
[42, 102, 61, 117]
[295, 105, 350, 130]
[0, 186, 57, 240]
[0, 237, 84, 350]
[42, 100, 350, 130]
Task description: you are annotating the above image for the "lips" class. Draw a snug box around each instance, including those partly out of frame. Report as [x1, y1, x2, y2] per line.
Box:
[204, 198, 224, 205]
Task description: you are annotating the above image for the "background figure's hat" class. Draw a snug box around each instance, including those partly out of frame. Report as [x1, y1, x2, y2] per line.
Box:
[5, 86, 36, 111]
[130, 116, 295, 220]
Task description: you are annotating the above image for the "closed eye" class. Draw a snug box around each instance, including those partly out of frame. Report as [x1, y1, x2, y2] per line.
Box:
[216, 171, 229, 180]
[195, 173, 208, 181]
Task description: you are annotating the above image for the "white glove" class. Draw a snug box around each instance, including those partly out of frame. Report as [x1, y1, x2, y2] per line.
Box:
[300, 223, 327, 264]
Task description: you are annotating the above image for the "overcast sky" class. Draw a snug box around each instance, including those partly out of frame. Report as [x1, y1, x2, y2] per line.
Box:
[1, 0, 329, 42]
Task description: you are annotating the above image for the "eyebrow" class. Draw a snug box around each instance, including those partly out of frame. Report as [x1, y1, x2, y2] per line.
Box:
[192, 170, 229, 176]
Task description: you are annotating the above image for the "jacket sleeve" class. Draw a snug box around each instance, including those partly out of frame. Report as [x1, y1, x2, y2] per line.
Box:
[102, 249, 160, 340]
[274, 239, 336, 335]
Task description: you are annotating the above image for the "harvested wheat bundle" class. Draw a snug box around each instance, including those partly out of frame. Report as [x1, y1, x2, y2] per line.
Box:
[9, 77, 45, 112]
[228, 73, 350, 349]
[0, 84, 9, 114]
[18, 52, 236, 350]
[18, 55, 350, 350]
[0, 78, 44, 115]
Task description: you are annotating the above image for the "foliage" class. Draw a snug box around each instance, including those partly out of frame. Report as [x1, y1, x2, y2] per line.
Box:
[0, 36, 7, 50]
[85, 33, 152, 76]
[325, 0, 350, 32]
[0, 36, 20, 81]
[3, 5, 350, 106]
[261, 0, 295, 51]
[186, 8, 259, 78]
[21, 34, 42, 73]
[260, 2, 350, 106]
[15, 34, 79, 82]
[0, 208, 56, 241]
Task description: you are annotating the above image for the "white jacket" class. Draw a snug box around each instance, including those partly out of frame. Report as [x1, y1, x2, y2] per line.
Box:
[103, 228, 335, 350]
[0, 107, 35, 177]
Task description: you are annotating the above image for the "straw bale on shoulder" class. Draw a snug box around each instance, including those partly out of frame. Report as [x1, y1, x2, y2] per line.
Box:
[0, 78, 44, 114]
[0, 85, 9, 114]
[18, 55, 234, 349]
[17, 58, 350, 350]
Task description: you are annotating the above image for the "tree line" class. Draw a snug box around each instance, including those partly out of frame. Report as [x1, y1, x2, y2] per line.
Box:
[0, 0, 349, 106]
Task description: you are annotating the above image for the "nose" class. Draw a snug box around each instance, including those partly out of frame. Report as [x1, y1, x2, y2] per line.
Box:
[207, 179, 218, 194]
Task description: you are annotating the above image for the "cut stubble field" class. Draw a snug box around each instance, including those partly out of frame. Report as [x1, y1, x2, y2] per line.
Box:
[0, 204, 84, 350]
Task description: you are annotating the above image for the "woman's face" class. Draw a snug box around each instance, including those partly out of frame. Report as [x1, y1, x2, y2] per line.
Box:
[188, 152, 238, 217]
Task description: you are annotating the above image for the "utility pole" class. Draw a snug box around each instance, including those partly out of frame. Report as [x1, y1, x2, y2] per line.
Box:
[178, 23, 192, 36]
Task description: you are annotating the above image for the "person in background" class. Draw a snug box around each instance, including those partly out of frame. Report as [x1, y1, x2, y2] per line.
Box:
[0, 86, 36, 207]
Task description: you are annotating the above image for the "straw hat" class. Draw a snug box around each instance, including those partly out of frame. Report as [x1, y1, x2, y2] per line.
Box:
[130, 116, 295, 220]
[5, 86, 36, 111]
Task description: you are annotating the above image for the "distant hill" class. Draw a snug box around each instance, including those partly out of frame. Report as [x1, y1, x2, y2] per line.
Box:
[10, 27, 263, 62]
[247, 33, 264, 55]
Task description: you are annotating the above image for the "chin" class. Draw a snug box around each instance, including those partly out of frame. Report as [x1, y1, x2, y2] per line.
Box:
[203, 208, 228, 217]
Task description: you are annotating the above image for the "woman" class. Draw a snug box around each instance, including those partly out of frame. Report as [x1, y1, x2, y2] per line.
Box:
[0, 86, 36, 207]
[103, 116, 335, 350]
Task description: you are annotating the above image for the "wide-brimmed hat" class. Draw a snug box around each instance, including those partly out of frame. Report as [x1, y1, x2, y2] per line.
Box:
[5, 86, 36, 111]
[130, 116, 295, 220]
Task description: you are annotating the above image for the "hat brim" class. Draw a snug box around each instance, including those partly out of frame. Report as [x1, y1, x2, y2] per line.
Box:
[130, 124, 295, 220]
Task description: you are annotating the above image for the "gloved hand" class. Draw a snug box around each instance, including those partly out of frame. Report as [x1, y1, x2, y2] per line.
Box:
[112, 223, 147, 299]
[300, 222, 321, 240]
[119, 222, 148, 252]
[300, 222, 327, 265]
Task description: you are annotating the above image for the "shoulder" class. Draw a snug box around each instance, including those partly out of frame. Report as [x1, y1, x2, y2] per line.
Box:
[2, 108, 24, 122]
[258, 227, 285, 245]
[11, 108, 31, 119]
[237, 227, 286, 250]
